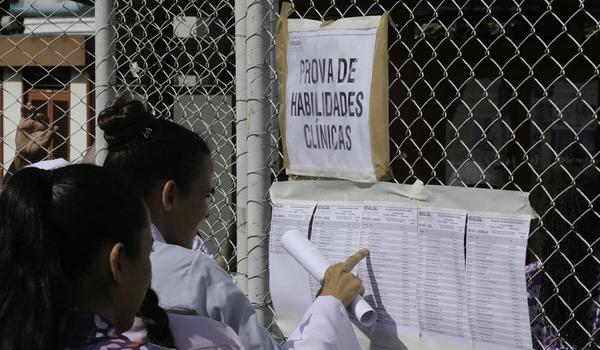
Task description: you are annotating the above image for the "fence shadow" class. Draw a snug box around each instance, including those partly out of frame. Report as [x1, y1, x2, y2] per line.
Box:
[362, 255, 408, 350]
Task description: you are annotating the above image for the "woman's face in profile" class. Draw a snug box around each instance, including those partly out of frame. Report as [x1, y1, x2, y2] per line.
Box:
[168, 159, 215, 248]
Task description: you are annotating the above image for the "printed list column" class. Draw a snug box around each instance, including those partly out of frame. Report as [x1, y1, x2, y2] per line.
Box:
[466, 212, 533, 350]
[417, 208, 473, 347]
[310, 203, 363, 297]
[359, 203, 420, 341]
[268, 201, 317, 316]
[269, 201, 317, 254]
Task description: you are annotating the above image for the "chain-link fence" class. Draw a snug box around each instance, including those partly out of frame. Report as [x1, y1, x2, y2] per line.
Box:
[1, 0, 599, 349]
[264, 2, 600, 348]
[0, 0, 96, 182]
[112, 0, 238, 272]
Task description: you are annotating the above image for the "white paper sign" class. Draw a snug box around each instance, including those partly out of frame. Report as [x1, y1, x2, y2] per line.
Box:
[285, 23, 378, 181]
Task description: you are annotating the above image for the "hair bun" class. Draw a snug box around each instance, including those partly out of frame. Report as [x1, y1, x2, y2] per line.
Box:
[98, 92, 154, 149]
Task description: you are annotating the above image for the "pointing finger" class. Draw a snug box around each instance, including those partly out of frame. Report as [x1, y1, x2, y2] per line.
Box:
[342, 248, 369, 271]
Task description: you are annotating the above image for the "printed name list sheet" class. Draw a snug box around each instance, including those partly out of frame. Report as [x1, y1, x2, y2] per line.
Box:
[310, 203, 364, 297]
[466, 212, 533, 350]
[359, 203, 420, 348]
[269, 201, 316, 316]
[417, 208, 472, 349]
[268, 197, 534, 350]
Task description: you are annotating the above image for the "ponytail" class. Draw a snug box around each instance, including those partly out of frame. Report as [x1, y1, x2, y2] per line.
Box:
[0, 165, 148, 350]
[138, 288, 175, 348]
[0, 168, 66, 349]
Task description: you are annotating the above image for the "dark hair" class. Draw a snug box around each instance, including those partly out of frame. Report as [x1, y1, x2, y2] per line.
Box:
[0, 164, 148, 349]
[99, 94, 211, 195]
[139, 289, 175, 348]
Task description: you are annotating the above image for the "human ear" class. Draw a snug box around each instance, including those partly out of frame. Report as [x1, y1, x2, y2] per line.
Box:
[109, 242, 126, 283]
[160, 180, 177, 212]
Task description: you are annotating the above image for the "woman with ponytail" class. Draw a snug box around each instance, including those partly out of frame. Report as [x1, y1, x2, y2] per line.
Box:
[100, 94, 367, 350]
[128, 288, 245, 349]
[0, 164, 166, 350]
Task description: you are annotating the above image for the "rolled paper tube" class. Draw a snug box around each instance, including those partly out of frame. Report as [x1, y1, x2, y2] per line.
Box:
[281, 229, 330, 280]
[351, 296, 377, 326]
[281, 230, 377, 327]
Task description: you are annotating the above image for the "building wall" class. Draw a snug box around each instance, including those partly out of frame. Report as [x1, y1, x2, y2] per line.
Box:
[69, 70, 88, 161]
[2, 69, 23, 173]
[1, 67, 92, 172]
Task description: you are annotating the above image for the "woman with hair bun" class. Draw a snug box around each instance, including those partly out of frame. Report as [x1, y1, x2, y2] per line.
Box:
[0, 164, 166, 349]
[100, 94, 367, 350]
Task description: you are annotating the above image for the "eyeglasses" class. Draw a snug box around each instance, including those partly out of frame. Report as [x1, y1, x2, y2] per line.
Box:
[206, 187, 215, 198]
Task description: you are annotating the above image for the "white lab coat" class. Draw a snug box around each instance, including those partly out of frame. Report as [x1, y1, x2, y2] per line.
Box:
[125, 313, 246, 350]
[150, 226, 361, 350]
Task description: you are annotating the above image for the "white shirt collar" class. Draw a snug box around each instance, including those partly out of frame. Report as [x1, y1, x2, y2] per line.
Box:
[27, 158, 70, 170]
[150, 224, 208, 255]
[151, 224, 165, 243]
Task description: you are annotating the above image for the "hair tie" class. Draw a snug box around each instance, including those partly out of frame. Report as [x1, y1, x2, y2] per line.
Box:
[142, 127, 153, 139]
[141, 114, 158, 140]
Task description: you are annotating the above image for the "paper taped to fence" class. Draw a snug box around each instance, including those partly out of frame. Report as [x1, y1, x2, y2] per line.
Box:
[276, 8, 390, 182]
[269, 181, 535, 350]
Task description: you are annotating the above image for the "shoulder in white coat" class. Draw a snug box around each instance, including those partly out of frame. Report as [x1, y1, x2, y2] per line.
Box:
[150, 226, 360, 350]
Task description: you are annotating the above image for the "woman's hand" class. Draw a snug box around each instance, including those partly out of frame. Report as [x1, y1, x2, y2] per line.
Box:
[14, 114, 57, 169]
[320, 248, 369, 307]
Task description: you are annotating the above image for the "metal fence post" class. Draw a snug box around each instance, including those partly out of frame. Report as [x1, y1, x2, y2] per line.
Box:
[235, 0, 249, 295]
[94, 0, 116, 165]
[246, 0, 271, 326]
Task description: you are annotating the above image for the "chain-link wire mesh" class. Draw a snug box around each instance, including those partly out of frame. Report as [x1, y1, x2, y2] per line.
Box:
[112, 0, 238, 271]
[2, 0, 599, 349]
[0, 1, 237, 268]
[262, 1, 600, 348]
[0, 1, 96, 183]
